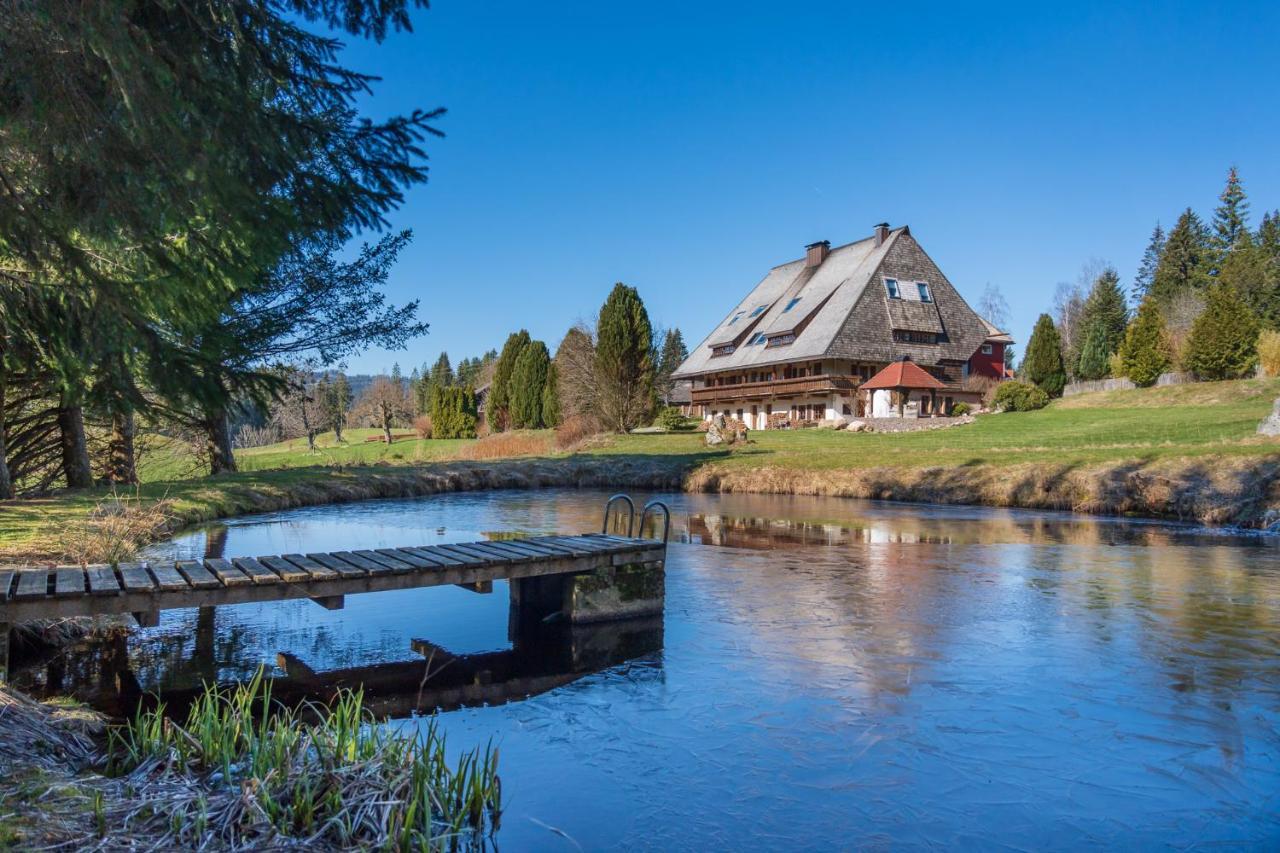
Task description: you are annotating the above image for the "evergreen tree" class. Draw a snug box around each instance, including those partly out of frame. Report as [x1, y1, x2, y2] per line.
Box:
[430, 352, 454, 389]
[1211, 166, 1250, 259]
[327, 373, 353, 441]
[1132, 222, 1165, 304]
[1022, 313, 1067, 396]
[1150, 208, 1211, 307]
[509, 340, 550, 429]
[1118, 297, 1173, 387]
[489, 330, 531, 430]
[1076, 267, 1129, 374]
[541, 363, 562, 428]
[1218, 232, 1280, 330]
[1183, 282, 1261, 379]
[595, 283, 655, 431]
[655, 328, 689, 403]
[430, 386, 478, 439]
[1075, 323, 1110, 381]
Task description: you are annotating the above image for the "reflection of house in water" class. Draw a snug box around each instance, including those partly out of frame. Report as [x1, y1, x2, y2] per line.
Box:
[684, 513, 953, 550]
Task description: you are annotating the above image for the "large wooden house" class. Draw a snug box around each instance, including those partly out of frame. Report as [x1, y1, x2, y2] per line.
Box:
[672, 224, 1012, 427]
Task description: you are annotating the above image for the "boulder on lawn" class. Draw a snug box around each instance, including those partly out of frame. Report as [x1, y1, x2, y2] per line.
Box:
[705, 414, 729, 446]
[1259, 397, 1280, 437]
[845, 420, 871, 433]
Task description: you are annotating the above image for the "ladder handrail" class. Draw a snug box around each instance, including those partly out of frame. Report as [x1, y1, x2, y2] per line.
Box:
[602, 494, 635, 538]
[639, 500, 672, 544]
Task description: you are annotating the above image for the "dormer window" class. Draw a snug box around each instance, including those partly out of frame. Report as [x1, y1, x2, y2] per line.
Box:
[917, 283, 932, 302]
[884, 278, 900, 299]
[766, 333, 796, 348]
[783, 297, 801, 313]
[711, 344, 735, 357]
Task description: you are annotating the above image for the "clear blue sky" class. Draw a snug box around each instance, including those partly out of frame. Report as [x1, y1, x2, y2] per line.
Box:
[333, 0, 1280, 375]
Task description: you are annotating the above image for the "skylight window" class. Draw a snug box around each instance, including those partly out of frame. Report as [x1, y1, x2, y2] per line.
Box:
[727, 311, 745, 325]
[754, 333, 768, 345]
[783, 297, 801, 313]
[748, 304, 768, 317]
[884, 278, 900, 299]
[917, 283, 932, 302]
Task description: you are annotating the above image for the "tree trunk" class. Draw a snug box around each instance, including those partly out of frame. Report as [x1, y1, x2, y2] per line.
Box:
[334, 419, 344, 443]
[0, 363, 12, 500]
[206, 409, 237, 474]
[380, 402, 393, 444]
[57, 404, 93, 488]
[108, 408, 138, 485]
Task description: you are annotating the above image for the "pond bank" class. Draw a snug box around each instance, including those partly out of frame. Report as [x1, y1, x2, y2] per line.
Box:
[3, 448, 1280, 565]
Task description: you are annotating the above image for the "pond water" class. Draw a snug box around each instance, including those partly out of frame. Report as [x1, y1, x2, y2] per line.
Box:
[15, 490, 1280, 849]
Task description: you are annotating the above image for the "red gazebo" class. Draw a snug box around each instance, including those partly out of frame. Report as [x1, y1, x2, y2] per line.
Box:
[860, 358, 947, 417]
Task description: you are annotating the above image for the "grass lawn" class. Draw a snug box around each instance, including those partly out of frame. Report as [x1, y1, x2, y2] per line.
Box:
[3, 377, 1279, 560]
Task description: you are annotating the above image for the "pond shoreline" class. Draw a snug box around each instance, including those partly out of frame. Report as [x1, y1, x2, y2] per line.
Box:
[4, 449, 1280, 566]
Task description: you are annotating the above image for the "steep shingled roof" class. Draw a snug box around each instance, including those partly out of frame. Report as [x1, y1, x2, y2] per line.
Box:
[860, 359, 947, 390]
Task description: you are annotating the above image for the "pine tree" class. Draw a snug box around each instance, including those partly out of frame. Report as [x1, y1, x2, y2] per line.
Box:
[1183, 282, 1261, 379]
[1118, 297, 1173, 387]
[1132, 222, 1165, 304]
[1022, 313, 1067, 396]
[541, 362, 561, 428]
[489, 330, 531, 431]
[655, 328, 689, 403]
[595, 283, 655, 431]
[429, 386, 478, 439]
[328, 373, 353, 440]
[1150, 208, 1211, 306]
[1076, 322, 1110, 381]
[1211, 166, 1250, 258]
[509, 340, 550, 429]
[430, 352, 454, 389]
[1076, 267, 1129, 374]
[1218, 232, 1280, 331]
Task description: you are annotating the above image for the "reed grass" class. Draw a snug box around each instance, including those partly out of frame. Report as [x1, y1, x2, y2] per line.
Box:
[50, 487, 175, 565]
[107, 669, 502, 850]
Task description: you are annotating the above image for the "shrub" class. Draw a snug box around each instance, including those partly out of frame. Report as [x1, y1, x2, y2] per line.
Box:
[555, 413, 601, 450]
[950, 402, 971, 416]
[1118, 297, 1173, 387]
[1255, 329, 1280, 378]
[429, 386, 478, 439]
[656, 406, 686, 431]
[993, 381, 1050, 412]
[412, 414, 432, 439]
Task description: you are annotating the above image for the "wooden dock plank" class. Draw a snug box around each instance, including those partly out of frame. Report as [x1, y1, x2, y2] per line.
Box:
[513, 537, 579, 555]
[0, 570, 15, 601]
[204, 559, 252, 587]
[306, 553, 368, 578]
[350, 550, 413, 574]
[492, 538, 566, 558]
[434, 543, 500, 565]
[538, 536, 612, 555]
[259, 556, 309, 583]
[118, 563, 155, 592]
[400, 546, 466, 566]
[149, 563, 189, 591]
[85, 565, 121, 595]
[477, 540, 544, 560]
[176, 560, 222, 589]
[231, 557, 282, 584]
[376, 548, 439, 570]
[334, 550, 396, 574]
[54, 568, 86, 597]
[14, 570, 49, 599]
[280, 554, 339, 581]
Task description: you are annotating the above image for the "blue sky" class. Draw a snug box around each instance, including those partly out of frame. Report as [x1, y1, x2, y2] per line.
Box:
[334, 0, 1280, 375]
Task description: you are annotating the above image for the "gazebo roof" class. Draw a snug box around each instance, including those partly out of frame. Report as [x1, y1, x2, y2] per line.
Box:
[860, 359, 947, 391]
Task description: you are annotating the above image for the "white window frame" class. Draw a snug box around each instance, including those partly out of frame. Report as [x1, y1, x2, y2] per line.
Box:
[884, 278, 900, 299]
[981, 343, 993, 355]
[916, 282, 932, 302]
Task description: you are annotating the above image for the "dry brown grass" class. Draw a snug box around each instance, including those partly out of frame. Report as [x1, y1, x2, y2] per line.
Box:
[458, 430, 554, 460]
[49, 489, 175, 566]
[413, 414, 432, 438]
[1258, 330, 1280, 378]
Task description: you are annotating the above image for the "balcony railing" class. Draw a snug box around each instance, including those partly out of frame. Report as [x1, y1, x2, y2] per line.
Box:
[691, 374, 861, 404]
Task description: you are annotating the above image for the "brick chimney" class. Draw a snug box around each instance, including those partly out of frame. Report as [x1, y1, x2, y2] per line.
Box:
[805, 240, 830, 268]
[874, 223, 890, 247]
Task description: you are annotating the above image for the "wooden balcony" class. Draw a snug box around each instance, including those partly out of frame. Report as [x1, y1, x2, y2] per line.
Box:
[691, 374, 861, 404]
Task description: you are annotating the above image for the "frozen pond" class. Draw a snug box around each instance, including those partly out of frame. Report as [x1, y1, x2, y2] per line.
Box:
[16, 490, 1280, 849]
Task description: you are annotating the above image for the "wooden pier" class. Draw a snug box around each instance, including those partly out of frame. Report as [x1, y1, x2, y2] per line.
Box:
[0, 531, 668, 681]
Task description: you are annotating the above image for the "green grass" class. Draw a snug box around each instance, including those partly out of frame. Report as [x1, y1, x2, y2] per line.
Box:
[3, 378, 1278, 559]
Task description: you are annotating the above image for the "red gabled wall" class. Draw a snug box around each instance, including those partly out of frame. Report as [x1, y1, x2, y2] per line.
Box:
[968, 342, 1006, 379]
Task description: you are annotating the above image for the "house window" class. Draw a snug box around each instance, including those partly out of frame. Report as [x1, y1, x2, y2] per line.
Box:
[893, 330, 938, 344]
[917, 283, 932, 302]
[727, 311, 745, 325]
[753, 333, 767, 345]
[981, 343, 993, 355]
[711, 344, 735, 357]
[885, 278, 900, 299]
[783, 297, 801, 313]
[749, 304, 768, 317]
[766, 334, 796, 347]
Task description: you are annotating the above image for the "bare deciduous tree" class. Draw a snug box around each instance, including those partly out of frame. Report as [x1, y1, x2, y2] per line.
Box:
[553, 322, 598, 422]
[353, 376, 412, 444]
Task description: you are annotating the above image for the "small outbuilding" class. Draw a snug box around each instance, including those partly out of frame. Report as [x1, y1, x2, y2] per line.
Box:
[860, 357, 948, 417]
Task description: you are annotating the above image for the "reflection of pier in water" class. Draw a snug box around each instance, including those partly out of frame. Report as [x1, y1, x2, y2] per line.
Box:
[684, 513, 954, 550]
[17, 590, 663, 721]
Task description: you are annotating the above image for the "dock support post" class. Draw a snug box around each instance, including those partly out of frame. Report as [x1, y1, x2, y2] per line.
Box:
[509, 559, 666, 626]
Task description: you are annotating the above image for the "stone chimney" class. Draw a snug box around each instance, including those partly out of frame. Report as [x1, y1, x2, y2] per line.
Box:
[805, 240, 830, 268]
[874, 223, 890, 247]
